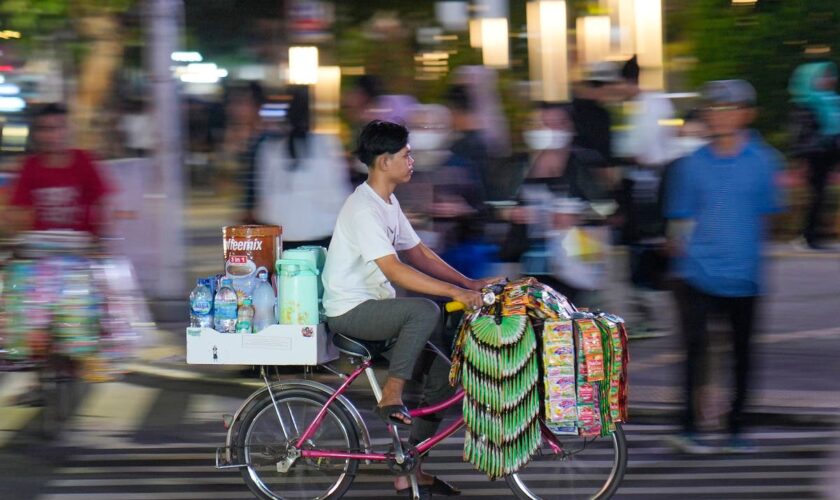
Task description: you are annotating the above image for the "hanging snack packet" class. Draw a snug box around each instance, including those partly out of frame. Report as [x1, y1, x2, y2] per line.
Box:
[576, 318, 605, 382]
[542, 319, 578, 434]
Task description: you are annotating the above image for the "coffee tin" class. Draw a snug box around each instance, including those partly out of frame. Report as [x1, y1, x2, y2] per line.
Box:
[222, 225, 282, 293]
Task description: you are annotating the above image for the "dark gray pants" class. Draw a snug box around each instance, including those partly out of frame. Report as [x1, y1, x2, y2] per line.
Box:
[327, 298, 456, 443]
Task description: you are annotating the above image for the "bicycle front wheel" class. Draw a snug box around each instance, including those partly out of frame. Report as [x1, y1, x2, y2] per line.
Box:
[505, 422, 627, 500]
[235, 388, 360, 500]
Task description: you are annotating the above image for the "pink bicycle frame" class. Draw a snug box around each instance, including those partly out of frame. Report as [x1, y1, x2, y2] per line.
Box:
[294, 361, 564, 462]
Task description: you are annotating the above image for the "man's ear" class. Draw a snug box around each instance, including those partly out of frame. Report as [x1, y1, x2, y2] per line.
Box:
[744, 107, 758, 125]
[374, 153, 389, 171]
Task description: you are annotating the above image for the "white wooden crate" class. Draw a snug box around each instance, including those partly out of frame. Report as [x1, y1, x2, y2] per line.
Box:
[186, 324, 338, 366]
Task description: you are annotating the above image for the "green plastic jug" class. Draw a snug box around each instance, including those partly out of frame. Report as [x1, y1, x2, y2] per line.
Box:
[275, 258, 320, 325]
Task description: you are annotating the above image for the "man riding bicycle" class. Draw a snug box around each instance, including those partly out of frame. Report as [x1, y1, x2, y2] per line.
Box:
[322, 120, 496, 496]
[7, 103, 111, 237]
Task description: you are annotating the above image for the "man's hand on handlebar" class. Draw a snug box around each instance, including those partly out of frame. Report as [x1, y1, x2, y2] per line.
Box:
[465, 276, 507, 292]
[451, 288, 484, 310]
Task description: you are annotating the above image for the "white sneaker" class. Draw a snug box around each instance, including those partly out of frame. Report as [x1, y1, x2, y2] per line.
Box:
[666, 433, 715, 455]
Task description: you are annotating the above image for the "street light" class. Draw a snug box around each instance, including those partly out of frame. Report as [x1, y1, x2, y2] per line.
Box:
[288, 46, 319, 85]
[481, 18, 509, 68]
[634, 0, 664, 89]
[576, 15, 611, 65]
[314, 66, 341, 133]
[527, 0, 568, 102]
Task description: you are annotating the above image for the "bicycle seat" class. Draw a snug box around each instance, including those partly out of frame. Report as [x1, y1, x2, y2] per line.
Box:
[331, 333, 395, 359]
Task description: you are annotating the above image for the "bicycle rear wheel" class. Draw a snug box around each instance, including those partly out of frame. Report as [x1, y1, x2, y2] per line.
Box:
[235, 388, 360, 500]
[505, 422, 627, 500]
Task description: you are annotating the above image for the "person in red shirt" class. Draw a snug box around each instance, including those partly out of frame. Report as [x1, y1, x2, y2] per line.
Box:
[9, 103, 111, 236]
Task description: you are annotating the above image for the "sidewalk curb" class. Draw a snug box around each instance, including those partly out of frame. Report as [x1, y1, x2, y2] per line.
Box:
[125, 362, 840, 429]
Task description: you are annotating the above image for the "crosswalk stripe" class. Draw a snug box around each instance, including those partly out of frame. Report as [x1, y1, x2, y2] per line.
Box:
[67, 452, 213, 461]
[40, 494, 254, 500]
[71, 382, 157, 431]
[185, 393, 242, 424]
[0, 374, 826, 500]
[56, 465, 235, 474]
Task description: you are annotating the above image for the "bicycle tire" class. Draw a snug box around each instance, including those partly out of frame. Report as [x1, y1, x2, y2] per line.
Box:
[505, 422, 628, 500]
[235, 388, 360, 500]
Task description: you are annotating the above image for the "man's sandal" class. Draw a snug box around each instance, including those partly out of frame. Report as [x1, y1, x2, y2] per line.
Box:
[375, 404, 413, 426]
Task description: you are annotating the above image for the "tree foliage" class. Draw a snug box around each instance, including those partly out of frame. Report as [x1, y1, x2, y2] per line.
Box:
[685, 0, 840, 141]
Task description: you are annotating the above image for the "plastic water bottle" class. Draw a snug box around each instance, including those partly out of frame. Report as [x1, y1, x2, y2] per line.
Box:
[189, 278, 214, 328]
[213, 278, 238, 333]
[251, 270, 276, 332]
[236, 297, 255, 334]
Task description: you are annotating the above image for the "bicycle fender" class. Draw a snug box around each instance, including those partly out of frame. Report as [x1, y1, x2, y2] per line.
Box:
[225, 379, 372, 462]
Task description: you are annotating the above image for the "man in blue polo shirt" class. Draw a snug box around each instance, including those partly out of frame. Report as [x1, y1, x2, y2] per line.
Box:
[665, 80, 782, 453]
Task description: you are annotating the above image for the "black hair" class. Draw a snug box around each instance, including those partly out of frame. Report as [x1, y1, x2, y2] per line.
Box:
[621, 55, 640, 85]
[355, 120, 409, 167]
[286, 84, 310, 168]
[445, 84, 472, 112]
[33, 103, 68, 120]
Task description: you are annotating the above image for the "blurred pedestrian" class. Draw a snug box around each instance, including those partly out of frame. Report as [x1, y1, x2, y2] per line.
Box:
[252, 85, 350, 249]
[614, 55, 677, 338]
[118, 98, 153, 157]
[8, 103, 111, 237]
[222, 82, 265, 203]
[498, 103, 606, 303]
[451, 66, 511, 160]
[664, 80, 783, 453]
[433, 84, 496, 279]
[572, 61, 621, 166]
[788, 61, 840, 250]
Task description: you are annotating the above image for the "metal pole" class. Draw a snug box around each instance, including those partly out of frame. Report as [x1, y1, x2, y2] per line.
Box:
[145, 0, 186, 298]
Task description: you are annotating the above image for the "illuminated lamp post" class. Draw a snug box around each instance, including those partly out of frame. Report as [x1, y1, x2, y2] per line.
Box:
[288, 46, 319, 85]
[634, 0, 664, 89]
[527, 0, 569, 101]
[481, 18, 510, 68]
[576, 15, 611, 65]
[313, 66, 341, 133]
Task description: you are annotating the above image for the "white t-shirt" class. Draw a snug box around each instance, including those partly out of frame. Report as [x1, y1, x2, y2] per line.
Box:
[322, 182, 421, 317]
[620, 91, 677, 166]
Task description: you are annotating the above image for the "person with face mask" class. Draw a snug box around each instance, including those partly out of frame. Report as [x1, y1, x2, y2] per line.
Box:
[498, 102, 605, 303]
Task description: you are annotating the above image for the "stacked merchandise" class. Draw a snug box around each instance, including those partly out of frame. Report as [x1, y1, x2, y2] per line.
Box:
[460, 314, 541, 479]
[450, 278, 629, 478]
[0, 255, 137, 380]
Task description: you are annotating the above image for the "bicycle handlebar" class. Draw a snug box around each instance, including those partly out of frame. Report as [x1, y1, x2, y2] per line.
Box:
[445, 302, 465, 313]
[444, 290, 498, 313]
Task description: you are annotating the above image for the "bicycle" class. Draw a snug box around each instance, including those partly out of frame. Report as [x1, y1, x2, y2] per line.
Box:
[217, 302, 628, 500]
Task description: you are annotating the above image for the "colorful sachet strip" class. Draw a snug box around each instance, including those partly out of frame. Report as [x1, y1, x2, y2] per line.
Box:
[449, 278, 629, 478]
